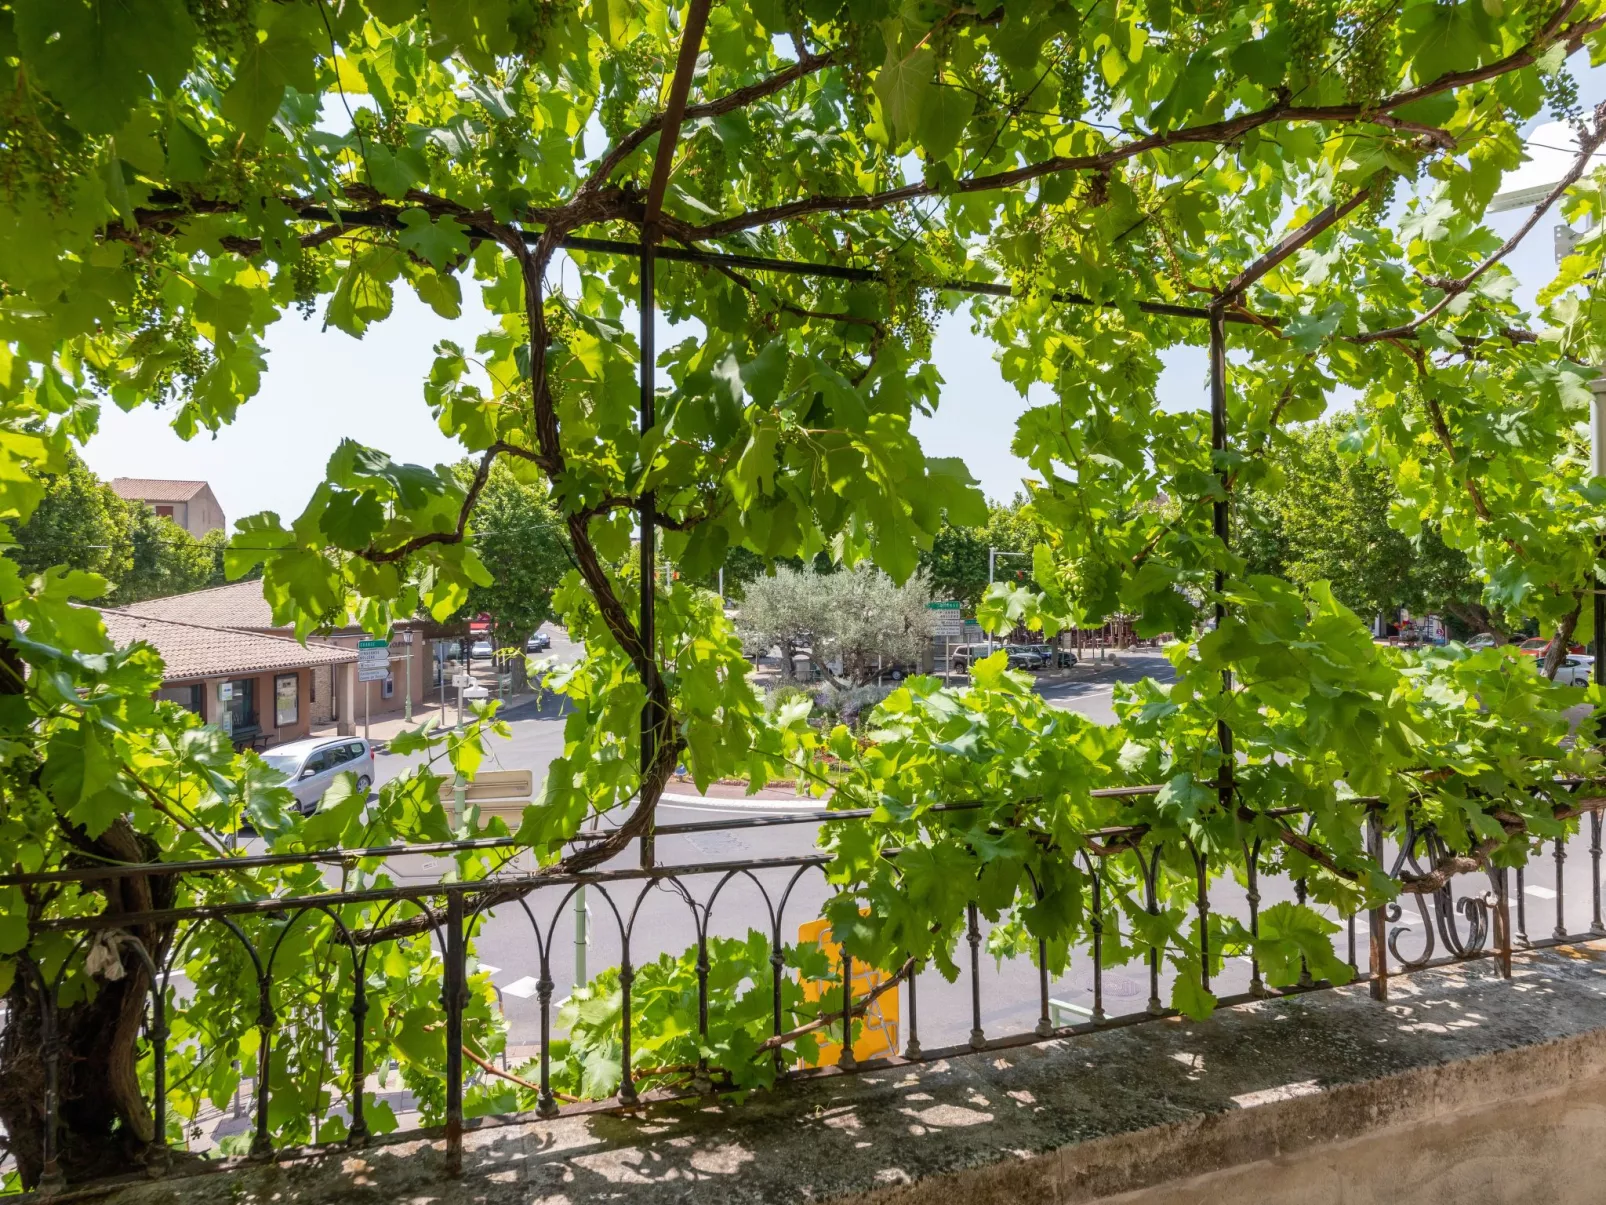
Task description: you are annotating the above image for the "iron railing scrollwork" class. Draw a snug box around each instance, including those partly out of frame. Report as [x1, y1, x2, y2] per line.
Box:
[7, 787, 1606, 1192]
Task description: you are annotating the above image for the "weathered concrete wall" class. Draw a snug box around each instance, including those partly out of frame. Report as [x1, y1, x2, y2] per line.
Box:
[69, 944, 1606, 1205]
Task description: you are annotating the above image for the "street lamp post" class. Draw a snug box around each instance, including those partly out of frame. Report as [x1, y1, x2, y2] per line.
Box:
[401, 629, 414, 723]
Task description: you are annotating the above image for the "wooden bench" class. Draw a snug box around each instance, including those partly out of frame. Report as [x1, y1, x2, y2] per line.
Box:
[439, 768, 534, 829]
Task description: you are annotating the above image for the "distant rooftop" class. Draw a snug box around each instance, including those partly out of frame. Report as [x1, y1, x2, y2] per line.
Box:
[98, 609, 356, 681]
[109, 478, 212, 503]
[119, 579, 280, 631]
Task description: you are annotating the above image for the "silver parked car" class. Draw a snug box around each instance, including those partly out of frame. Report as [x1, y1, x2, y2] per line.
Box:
[1556, 654, 1595, 687]
[264, 737, 376, 813]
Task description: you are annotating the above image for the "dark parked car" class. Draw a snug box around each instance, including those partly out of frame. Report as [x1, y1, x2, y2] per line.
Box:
[1028, 643, 1078, 668]
[1003, 644, 1047, 670]
[526, 631, 552, 653]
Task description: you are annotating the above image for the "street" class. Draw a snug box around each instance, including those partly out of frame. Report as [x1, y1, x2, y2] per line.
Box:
[365, 647, 1204, 1052]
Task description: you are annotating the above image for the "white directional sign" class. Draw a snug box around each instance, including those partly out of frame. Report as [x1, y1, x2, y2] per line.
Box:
[927, 600, 964, 637]
[357, 637, 390, 683]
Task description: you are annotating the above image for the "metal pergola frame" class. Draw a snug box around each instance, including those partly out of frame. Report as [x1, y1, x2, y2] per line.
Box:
[607, 230, 1250, 979]
[600, 190, 1286, 892]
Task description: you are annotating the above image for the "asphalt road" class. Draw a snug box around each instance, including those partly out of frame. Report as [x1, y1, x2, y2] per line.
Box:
[367, 645, 1200, 1051]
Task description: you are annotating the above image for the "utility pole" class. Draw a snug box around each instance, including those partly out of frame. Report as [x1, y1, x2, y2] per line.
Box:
[987, 547, 1030, 657]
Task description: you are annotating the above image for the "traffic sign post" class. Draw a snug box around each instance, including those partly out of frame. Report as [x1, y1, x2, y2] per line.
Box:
[357, 638, 388, 742]
[928, 601, 963, 678]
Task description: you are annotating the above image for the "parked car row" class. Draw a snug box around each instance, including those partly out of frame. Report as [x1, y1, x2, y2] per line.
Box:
[950, 643, 1079, 674]
[468, 631, 553, 660]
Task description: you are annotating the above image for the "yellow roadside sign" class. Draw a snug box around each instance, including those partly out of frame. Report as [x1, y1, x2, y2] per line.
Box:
[796, 917, 900, 1066]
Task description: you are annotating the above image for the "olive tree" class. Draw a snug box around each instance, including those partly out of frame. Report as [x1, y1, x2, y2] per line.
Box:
[740, 564, 934, 686]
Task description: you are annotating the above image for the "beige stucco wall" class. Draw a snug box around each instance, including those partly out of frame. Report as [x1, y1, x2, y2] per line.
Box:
[166, 667, 315, 746]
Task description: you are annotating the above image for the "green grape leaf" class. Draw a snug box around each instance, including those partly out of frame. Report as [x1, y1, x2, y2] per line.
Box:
[14, 0, 197, 134]
[398, 211, 472, 270]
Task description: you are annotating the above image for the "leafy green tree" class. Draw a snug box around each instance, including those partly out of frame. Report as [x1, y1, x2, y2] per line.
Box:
[8, 448, 127, 595]
[448, 459, 569, 654]
[7, 448, 232, 605]
[117, 506, 229, 604]
[921, 495, 1051, 610]
[1237, 418, 1490, 634]
[1, 1, 1605, 1185]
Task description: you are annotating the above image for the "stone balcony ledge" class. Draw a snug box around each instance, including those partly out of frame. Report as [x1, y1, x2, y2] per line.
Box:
[71, 943, 1606, 1205]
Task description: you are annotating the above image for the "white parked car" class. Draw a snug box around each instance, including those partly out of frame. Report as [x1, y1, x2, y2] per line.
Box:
[264, 738, 376, 813]
[470, 640, 494, 660]
[1555, 655, 1595, 687]
[1463, 633, 1498, 650]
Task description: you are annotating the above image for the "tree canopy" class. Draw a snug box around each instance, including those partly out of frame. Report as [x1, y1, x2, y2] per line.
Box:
[919, 494, 1050, 611]
[447, 457, 569, 649]
[1237, 417, 1489, 633]
[3, 0, 1606, 1186]
[9, 448, 230, 604]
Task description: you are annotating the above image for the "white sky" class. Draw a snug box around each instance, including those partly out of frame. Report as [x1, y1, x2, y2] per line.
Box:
[83, 65, 1606, 527]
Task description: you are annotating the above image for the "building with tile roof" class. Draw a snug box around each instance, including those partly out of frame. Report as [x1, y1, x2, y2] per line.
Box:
[99, 609, 357, 747]
[119, 580, 440, 727]
[109, 478, 225, 537]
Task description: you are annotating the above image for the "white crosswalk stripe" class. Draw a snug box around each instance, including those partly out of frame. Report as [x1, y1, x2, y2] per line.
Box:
[500, 975, 542, 999]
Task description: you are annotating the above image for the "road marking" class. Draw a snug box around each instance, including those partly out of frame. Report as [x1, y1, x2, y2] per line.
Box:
[500, 976, 541, 999]
[1524, 884, 1558, 900]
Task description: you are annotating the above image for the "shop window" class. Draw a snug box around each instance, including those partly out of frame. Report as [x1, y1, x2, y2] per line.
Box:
[156, 683, 204, 717]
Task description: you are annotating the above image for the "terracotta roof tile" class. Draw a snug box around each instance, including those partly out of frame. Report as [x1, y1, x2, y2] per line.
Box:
[98, 609, 357, 681]
[119, 579, 281, 630]
[109, 478, 211, 503]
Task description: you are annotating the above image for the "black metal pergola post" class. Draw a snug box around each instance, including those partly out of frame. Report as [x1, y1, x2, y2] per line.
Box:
[633, 0, 712, 873]
[1206, 302, 1233, 998]
[638, 236, 658, 871]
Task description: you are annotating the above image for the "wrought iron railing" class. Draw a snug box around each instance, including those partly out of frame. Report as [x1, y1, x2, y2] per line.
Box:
[7, 781, 1605, 1189]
